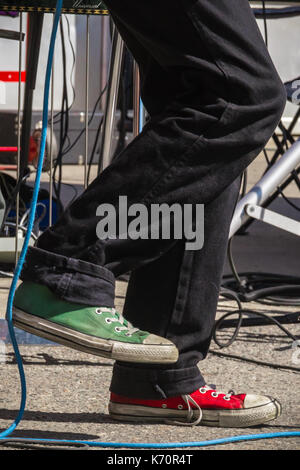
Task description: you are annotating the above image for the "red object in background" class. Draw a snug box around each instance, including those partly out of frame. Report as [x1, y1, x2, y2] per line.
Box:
[0, 147, 18, 152]
[0, 165, 17, 170]
[0, 136, 38, 161]
[0, 71, 26, 82]
[28, 135, 38, 162]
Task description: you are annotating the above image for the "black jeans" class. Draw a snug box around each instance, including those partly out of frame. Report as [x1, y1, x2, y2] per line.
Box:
[21, 0, 286, 399]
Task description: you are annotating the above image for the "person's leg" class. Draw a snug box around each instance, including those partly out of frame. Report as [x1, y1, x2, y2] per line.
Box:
[15, 0, 285, 371]
[110, 176, 242, 399]
[20, 0, 285, 285]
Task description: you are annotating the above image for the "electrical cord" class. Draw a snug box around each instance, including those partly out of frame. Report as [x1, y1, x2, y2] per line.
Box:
[1, 432, 300, 450]
[0, 15, 75, 229]
[214, 285, 299, 346]
[86, 115, 104, 185]
[213, 220, 300, 364]
[0, 0, 299, 450]
[52, 18, 70, 212]
[215, 235, 300, 348]
[209, 350, 300, 374]
[4, 222, 38, 241]
[61, 84, 107, 158]
[264, 142, 300, 214]
[213, 306, 299, 349]
[0, 0, 62, 441]
[214, 0, 300, 359]
[216, 3, 300, 345]
[51, 15, 76, 126]
[0, 170, 31, 235]
[0, 270, 13, 278]
[225, 235, 300, 305]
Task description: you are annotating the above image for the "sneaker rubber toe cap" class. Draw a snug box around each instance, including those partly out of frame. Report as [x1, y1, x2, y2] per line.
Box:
[142, 334, 175, 346]
[243, 394, 276, 409]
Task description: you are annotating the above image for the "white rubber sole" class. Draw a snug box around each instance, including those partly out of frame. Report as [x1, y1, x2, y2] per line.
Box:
[12, 307, 179, 364]
[108, 398, 282, 428]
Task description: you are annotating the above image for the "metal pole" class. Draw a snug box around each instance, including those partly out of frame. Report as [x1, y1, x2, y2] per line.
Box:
[84, 15, 90, 189]
[230, 138, 300, 238]
[133, 61, 140, 138]
[99, 15, 111, 112]
[98, 28, 124, 172]
[49, 14, 55, 227]
[15, 12, 23, 264]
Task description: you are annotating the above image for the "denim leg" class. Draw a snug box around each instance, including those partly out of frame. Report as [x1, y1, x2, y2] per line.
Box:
[110, 177, 242, 398]
[20, 0, 286, 395]
[20, 247, 115, 307]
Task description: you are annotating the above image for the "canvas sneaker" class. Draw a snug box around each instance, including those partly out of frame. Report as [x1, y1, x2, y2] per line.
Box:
[109, 385, 282, 427]
[12, 282, 179, 364]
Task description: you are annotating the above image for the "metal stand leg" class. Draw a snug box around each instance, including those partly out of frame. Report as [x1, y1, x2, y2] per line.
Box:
[84, 15, 90, 189]
[230, 138, 300, 238]
[19, 12, 44, 179]
[132, 61, 141, 138]
[98, 27, 124, 172]
[132, 60, 147, 135]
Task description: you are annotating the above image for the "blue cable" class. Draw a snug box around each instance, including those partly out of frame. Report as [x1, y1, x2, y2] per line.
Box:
[1, 432, 300, 449]
[0, 0, 63, 440]
[0, 0, 299, 449]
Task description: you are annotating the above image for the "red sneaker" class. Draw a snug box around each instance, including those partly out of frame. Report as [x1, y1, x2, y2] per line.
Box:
[109, 385, 282, 427]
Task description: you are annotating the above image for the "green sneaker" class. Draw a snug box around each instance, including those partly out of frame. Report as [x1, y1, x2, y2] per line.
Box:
[12, 282, 179, 364]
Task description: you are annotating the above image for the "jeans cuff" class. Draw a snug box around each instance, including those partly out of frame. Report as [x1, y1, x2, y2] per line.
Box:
[20, 246, 115, 307]
[110, 362, 205, 399]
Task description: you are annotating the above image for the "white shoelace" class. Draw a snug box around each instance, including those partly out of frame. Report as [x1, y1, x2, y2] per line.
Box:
[96, 307, 139, 336]
[165, 394, 203, 426]
[200, 385, 235, 401]
[166, 386, 235, 426]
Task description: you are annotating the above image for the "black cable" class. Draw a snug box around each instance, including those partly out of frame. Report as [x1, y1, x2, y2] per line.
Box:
[223, 267, 300, 306]
[213, 307, 299, 349]
[49, 173, 79, 206]
[240, 170, 248, 199]
[253, 6, 300, 20]
[61, 85, 107, 157]
[217, 150, 300, 347]
[87, 115, 104, 186]
[277, 187, 300, 213]
[111, 48, 133, 162]
[0, 169, 31, 235]
[226, 238, 245, 292]
[209, 350, 300, 373]
[263, 148, 300, 212]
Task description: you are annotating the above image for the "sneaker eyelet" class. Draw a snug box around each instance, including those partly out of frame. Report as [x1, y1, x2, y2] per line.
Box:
[199, 387, 207, 394]
[161, 404, 167, 409]
[95, 308, 103, 315]
[211, 392, 219, 398]
[223, 396, 231, 401]
[125, 333, 132, 337]
[115, 327, 121, 333]
[105, 318, 112, 324]
[177, 404, 184, 410]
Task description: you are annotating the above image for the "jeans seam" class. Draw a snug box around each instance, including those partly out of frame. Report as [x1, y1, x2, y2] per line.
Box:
[26, 247, 115, 285]
[57, 272, 72, 298]
[140, 133, 205, 206]
[166, 248, 196, 336]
